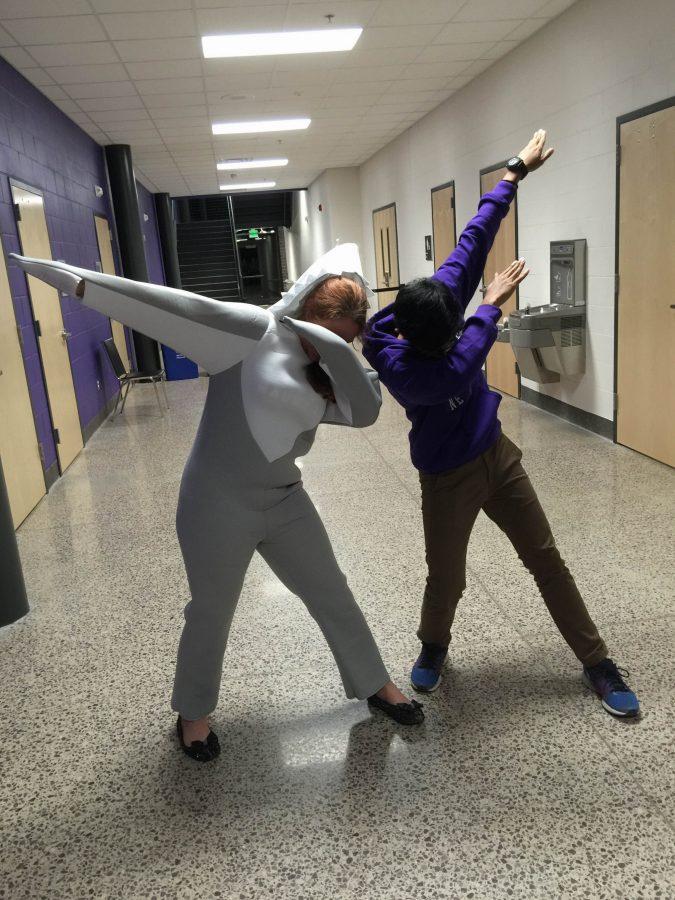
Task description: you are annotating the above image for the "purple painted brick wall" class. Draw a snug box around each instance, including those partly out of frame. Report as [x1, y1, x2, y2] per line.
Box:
[0, 57, 120, 472]
[137, 181, 165, 287]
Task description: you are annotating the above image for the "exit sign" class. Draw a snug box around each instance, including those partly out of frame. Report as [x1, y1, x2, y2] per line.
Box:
[248, 228, 259, 239]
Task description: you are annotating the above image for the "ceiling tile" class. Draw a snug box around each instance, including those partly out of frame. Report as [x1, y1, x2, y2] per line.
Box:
[92, 107, 152, 122]
[53, 98, 82, 114]
[357, 24, 444, 49]
[482, 40, 520, 59]
[454, 0, 550, 21]
[3, 16, 107, 45]
[0, 1, 92, 15]
[65, 80, 138, 99]
[332, 64, 405, 83]
[38, 84, 70, 101]
[125, 59, 204, 79]
[460, 58, 495, 78]
[433, 20, 522, 43]
[136, 77, 204, 96]
[196, 6, 288, 31]
[418, 41, 496, 62]
[142, 93, 206, 109]
[0, 25, 16, 46]
[90, 0, 192, 10]
[204, 72, 273, 92]
[77, 95, 145, 111]
[340, 46, 420, 67]
[0, 46, 38, 68]
[19, 68, 55, 86]
[113, 37, 202, 63]
[26, 42, 118, 67]
[368, 0, 464, 26]
[401, 60, 469, 80]
[282, 1, 380, 28]
[100, 11, 196, 41]
[506, 19, 551, 41]
[45, 62, 128, 83]
[536, 0, 577, 17]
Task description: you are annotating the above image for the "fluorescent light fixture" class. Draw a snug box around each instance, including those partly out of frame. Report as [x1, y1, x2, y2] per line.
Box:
[220, 182, 276, 191]
[217, 158, 288, 171]
[212, 118, 310, 135]
[202, 28, 362, 59]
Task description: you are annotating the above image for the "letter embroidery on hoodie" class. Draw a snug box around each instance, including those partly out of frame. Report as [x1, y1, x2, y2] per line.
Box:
[448, 396, 464, 411]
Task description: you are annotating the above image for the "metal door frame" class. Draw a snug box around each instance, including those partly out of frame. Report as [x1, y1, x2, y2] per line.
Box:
[613, 95, 675, 444]
[430, 179, 457, 265]
[372, 202, 402, 293]
[478, 162, 520, 397]
[9, 177, 83, 475]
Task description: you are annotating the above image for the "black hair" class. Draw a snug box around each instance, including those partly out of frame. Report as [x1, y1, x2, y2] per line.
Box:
[393, 278, 463, 356]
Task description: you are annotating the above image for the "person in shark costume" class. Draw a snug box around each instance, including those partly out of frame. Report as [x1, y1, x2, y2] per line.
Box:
[12, 243, 423, 762]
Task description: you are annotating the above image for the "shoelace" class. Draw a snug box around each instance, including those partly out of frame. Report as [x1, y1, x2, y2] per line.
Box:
[592, 660, 632, 693]
[419, 646, 446, 670]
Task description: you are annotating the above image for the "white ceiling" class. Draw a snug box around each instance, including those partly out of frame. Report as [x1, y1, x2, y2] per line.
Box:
[0, 0, 576, 196]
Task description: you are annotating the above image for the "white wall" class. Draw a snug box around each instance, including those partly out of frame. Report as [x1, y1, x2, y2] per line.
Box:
[287, 167, 363, 280]
[358, 0, 674, 423]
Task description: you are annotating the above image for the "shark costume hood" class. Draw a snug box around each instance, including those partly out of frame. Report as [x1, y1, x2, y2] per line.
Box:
[268, 242, 375, 320]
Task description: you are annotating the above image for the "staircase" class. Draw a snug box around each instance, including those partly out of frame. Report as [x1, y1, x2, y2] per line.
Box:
[176, 218, 241, 302]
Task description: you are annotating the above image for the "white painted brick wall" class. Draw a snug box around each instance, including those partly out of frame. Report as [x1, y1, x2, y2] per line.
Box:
[358, 0, 675, 422]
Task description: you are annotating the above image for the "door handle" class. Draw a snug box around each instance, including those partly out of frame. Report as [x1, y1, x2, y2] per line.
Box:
[61, 330, 72, 340]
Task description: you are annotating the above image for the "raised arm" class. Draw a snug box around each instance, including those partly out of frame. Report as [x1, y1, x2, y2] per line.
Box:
[10, 254, 270, 374]
[281, 317, 382, 427]
[433, 129, 554, 310]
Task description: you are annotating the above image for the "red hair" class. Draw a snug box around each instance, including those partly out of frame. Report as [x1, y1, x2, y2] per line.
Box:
[302, 276, 368, 331]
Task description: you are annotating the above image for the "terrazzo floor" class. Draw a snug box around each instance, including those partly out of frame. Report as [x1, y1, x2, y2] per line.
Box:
[1, 378, 674, 900]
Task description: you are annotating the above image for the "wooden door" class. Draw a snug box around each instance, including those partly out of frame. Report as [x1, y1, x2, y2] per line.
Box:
[480, 166, 519, 398]
[0, 245, 46, 526]
[372, 204, 400, 309]
[431, 181, 456, 270]
[11, 183, 83, 472]
[94, 214, 130, 371]
[616, 103, 674, 466]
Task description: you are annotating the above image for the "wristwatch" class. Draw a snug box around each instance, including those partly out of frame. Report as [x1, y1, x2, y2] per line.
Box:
[506, 156, 528, 179]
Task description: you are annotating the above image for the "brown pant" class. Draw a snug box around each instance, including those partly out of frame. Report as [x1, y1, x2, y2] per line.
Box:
[419, 433, 607, 667]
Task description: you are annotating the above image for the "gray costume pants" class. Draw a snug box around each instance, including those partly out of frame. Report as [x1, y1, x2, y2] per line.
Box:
[171, 484, 390, 719]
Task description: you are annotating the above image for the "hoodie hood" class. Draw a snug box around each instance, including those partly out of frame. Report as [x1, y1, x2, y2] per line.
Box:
[268, 242, 374, 320]
[362, 302, 411, 367]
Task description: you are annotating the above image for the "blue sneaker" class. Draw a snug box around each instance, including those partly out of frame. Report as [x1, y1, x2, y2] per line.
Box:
[583, 657, 640, 718]
[411, 642, 448, 693]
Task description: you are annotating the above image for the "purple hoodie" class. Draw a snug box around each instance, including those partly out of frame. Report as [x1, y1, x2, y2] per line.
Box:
[363, 179, 517, 474]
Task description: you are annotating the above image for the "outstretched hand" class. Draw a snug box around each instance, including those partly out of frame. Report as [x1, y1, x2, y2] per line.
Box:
[484, 258, 529, 309]
[518, 128, 554, 172]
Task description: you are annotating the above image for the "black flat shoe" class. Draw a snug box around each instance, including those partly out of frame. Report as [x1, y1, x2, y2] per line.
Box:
[176, 716, 221, 762]
[367, 694, 424, 725]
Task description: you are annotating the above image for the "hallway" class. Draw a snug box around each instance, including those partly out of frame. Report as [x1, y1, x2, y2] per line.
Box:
[1, 379, 673, 899]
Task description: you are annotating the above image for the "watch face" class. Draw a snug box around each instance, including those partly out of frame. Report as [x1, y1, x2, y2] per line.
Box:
[507, 157, 521, 168]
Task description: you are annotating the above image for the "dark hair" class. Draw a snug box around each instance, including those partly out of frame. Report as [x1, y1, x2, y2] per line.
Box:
[393, 278, 462, 356]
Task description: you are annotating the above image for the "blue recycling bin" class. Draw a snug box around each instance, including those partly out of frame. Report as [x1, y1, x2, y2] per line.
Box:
[162, 345, 199, 380]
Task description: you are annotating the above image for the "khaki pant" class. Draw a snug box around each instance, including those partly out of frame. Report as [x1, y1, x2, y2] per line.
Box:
[419, 433, 607, 667]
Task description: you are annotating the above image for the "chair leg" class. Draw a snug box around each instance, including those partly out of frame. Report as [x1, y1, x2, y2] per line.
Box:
[160, 374, 169, 409]
[119, 381, 132, 415]
[152, 379, 164, 416]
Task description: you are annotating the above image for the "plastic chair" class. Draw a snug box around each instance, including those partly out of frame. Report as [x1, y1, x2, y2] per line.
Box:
[102, 338, 168, 416]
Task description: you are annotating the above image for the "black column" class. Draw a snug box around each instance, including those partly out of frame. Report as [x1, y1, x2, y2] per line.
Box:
[154, 193, 181, 289]
[0, 458, 29, 628]
[104, 144, 161, 372]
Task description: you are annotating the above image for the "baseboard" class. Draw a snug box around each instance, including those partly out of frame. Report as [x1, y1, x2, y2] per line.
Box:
[44, 460, 59, 490]
[520, 386, 613, 439]
[82, 393, 119, 444]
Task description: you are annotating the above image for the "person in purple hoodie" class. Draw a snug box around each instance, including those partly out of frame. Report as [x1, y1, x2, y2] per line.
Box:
[363, 130, 639, 719]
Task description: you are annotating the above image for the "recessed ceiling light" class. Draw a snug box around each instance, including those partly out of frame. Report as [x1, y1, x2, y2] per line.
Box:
[217, 158, 288, 170]
[202, 28, 362, 59]
[212, 118, 310, 135]
[220, 182, 277, 191]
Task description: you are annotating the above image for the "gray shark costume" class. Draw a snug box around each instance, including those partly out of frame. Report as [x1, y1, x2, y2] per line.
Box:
[12, 245, 390, 719]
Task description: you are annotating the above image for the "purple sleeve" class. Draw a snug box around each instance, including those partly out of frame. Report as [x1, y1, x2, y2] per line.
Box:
[387, 305, 501, 406]
[432, 179, 517, 311]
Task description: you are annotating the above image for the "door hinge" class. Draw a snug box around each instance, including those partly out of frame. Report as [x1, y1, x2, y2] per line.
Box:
[34, 319, 42, 337]
[614, 273, 620, 297]
[38, 442, 45, 464]
[616, 144, 621, 166]
[613, 393, 619, 412]
[13, 202, 21, 221]
[515, 362, 520, 375]
[53, 427, 61, 445]
[451, 196, 455, 208]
